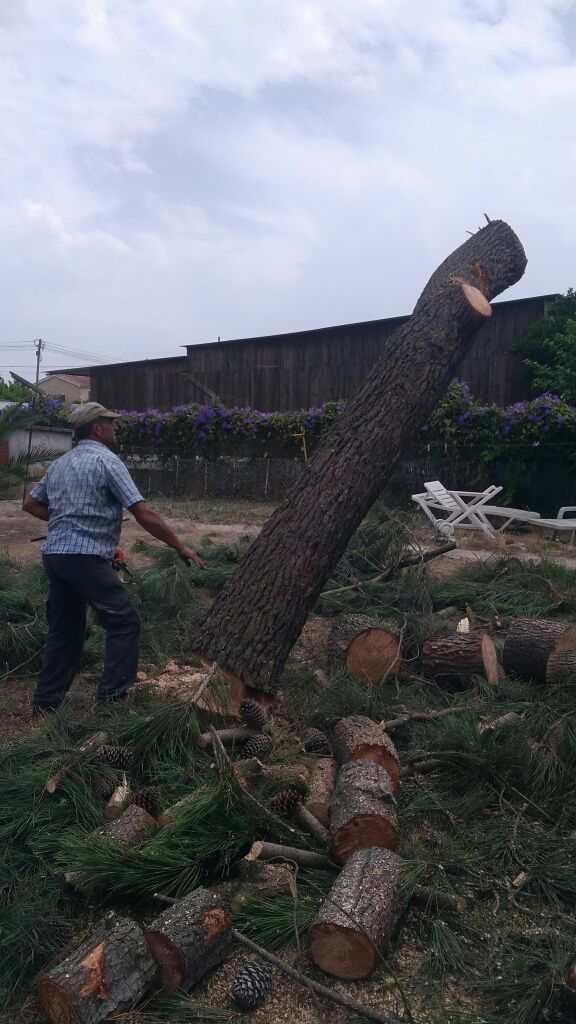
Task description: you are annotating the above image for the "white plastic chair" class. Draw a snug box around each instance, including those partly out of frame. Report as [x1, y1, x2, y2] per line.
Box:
[412, 480, 540, 536]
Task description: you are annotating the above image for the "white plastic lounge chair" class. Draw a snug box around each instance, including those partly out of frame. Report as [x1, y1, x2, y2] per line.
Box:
[413, 480, 576, 543]
[412, 480, 540, 536]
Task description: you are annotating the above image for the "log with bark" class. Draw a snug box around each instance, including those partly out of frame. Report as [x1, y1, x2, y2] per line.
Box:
[308, 847, 404, 979]
[234, 760, 310, 794]
[143, 888, 231, 990]
[238, 860, 296, 898]
[331, 716, 401, 789]
[328, 614, 403, 683]
[330, 761, 398, 864]
[245, 840, 334, 870]
[37, 911, 157, 1024]
[93, 803, 157, 844]
[191, 221, 526, 694]
[422, 633, 501, 685]
[503, 619, 576, 682]
[305, 756, 337, 827]
[546, 649, 576, 686]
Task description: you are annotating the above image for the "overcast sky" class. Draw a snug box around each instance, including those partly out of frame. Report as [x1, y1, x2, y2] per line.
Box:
[1, 0, 575, 384]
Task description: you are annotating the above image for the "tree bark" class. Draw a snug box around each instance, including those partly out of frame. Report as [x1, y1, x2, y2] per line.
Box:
[103, 774, 131, 821]
[295, 804, 330, 845]
[422, 633, 501, 685]
[37, 912, 157, 1024]
[237, 860, 296, 897]
[503, 618, 576, 681]
[191, 221, 526, 693]
[308, 847, 404, 979]
[331, 715, 401, 790]
[143, 888, 231, 990]
[546, 649, 576, 686]
[245, 840, 333, 869]
[234, 760, 310, 794]
[330, 761, 398, 864]
[92, 804, 157, 845]
[305, 756, 337, 827]
[328, 615, 403, 683]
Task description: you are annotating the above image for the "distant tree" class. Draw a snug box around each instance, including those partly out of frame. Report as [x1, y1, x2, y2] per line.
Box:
[511, 288, 576, 401]
[0, 377, 28, 402]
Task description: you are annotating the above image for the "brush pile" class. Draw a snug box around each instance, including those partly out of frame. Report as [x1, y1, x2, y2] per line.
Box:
[2, 521, 576, 1023]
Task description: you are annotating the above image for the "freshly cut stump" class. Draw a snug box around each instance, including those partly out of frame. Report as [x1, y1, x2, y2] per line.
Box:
[308, 847, 403, 979]
[504, 619, 576, 682]
[305, 757, 337, 827]
[37, 911, 157, 1024]
[422, 632, 500, 685]
[328, 614, 403, 683]
[144, 888, 231, 990]
[330, 761, 398, 864]
[331, 715, 401, 789]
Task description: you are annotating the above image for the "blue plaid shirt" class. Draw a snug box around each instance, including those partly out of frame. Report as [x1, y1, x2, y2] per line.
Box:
[30, 440, 144, 559]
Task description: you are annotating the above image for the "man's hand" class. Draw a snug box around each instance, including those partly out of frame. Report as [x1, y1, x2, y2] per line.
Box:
[175, 544, 205, 569]
[22, 496, 50, 522]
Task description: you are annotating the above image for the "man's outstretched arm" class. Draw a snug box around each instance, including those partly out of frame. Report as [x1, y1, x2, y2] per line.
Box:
[129, 500, 204, 568]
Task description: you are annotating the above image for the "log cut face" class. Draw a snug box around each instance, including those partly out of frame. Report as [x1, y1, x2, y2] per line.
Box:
[329, 614, 403, 683]
[503, 618, 574, 682]
[330, 761, 398, 864]
[38, 912, 157, 1024]
[308, 847, 404, 979]
[331, 715, 401, 789]
[192, 221, 527, 694]
[144, 888, 231, 990]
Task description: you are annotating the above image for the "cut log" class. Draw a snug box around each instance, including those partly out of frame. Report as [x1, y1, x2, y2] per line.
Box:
[191, 221, 526, 694]
[104, 774, 131, 821]
[305, 757, 337, 827]
[37, 911, 157, 1024]
[144, 887, 231, 990]
[546, 648, 576, 686]
[197, 725, 256, 750]
[93, 804, 157, 845]
[328, 614, 403, 683]
[238, 860, 296, 898]
[503, 619, 576, 682]
[331, 716, 401, 789]
[330, 761, 398, 864]
[479, 711, 524, 736]
[422, 632, 501, 685]
[245, 841, 333, 869]
[295, 804, 330, 845]
[308, 847, 403, 979]
[234, 760, 310, 794]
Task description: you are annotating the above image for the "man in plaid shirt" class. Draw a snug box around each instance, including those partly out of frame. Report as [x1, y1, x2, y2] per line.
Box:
[23, 402, 204, 713]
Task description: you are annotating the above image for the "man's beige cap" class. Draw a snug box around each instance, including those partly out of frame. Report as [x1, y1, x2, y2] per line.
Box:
[69, 402, 121, 429]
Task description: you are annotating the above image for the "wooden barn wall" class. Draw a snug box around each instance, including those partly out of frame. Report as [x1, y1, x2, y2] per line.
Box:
[185, 296, 549, 411]
[88, 296, 550, 412]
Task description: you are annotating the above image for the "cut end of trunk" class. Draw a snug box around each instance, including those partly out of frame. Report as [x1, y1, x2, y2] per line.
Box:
[143, 930, 185, 988]
[332, 812, 399, 864]
[308, 923, 376, 980]
[346, 628, 403, 684]
[460, 280, 492, 317]
[37, 979, 80, 1024]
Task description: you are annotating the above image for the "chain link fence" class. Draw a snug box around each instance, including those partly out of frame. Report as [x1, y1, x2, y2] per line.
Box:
[125, 455, 305, 500]
[123, 450, 487, 506]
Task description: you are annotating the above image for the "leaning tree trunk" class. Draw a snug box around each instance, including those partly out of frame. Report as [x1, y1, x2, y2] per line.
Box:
[193, 221, 527, 693]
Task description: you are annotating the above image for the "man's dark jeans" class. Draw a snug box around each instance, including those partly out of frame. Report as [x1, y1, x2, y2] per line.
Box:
[33, 554, 141, 711]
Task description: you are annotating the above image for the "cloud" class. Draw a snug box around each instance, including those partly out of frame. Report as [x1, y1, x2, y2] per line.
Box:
[0, 1, 575, 380]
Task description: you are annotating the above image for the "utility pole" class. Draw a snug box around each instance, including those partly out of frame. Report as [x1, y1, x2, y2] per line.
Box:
[34, 337, 44, 385]
[21, 338, 45, 501]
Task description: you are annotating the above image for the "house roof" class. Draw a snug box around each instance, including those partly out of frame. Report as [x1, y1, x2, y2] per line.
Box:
[43, 374, 91, 387]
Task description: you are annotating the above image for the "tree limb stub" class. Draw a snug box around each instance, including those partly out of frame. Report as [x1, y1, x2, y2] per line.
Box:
[192, 220, 526, 693]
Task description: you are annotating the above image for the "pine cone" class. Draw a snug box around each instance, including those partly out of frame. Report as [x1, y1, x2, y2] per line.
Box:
[304, 729, 332, 756]
[95, 745, 133, 770]
[268, 785, 302, 817]
[129, 787, 161, 819]
[231, 958, 272, 1011]
[238, 734, 273, 760]
[239, 698, 268, 731]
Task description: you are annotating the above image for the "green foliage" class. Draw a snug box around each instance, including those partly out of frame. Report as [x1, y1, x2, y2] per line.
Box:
[430, 555, 576, 620]
[0, 378, 28, 401]
[512, 288, 576, 399]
